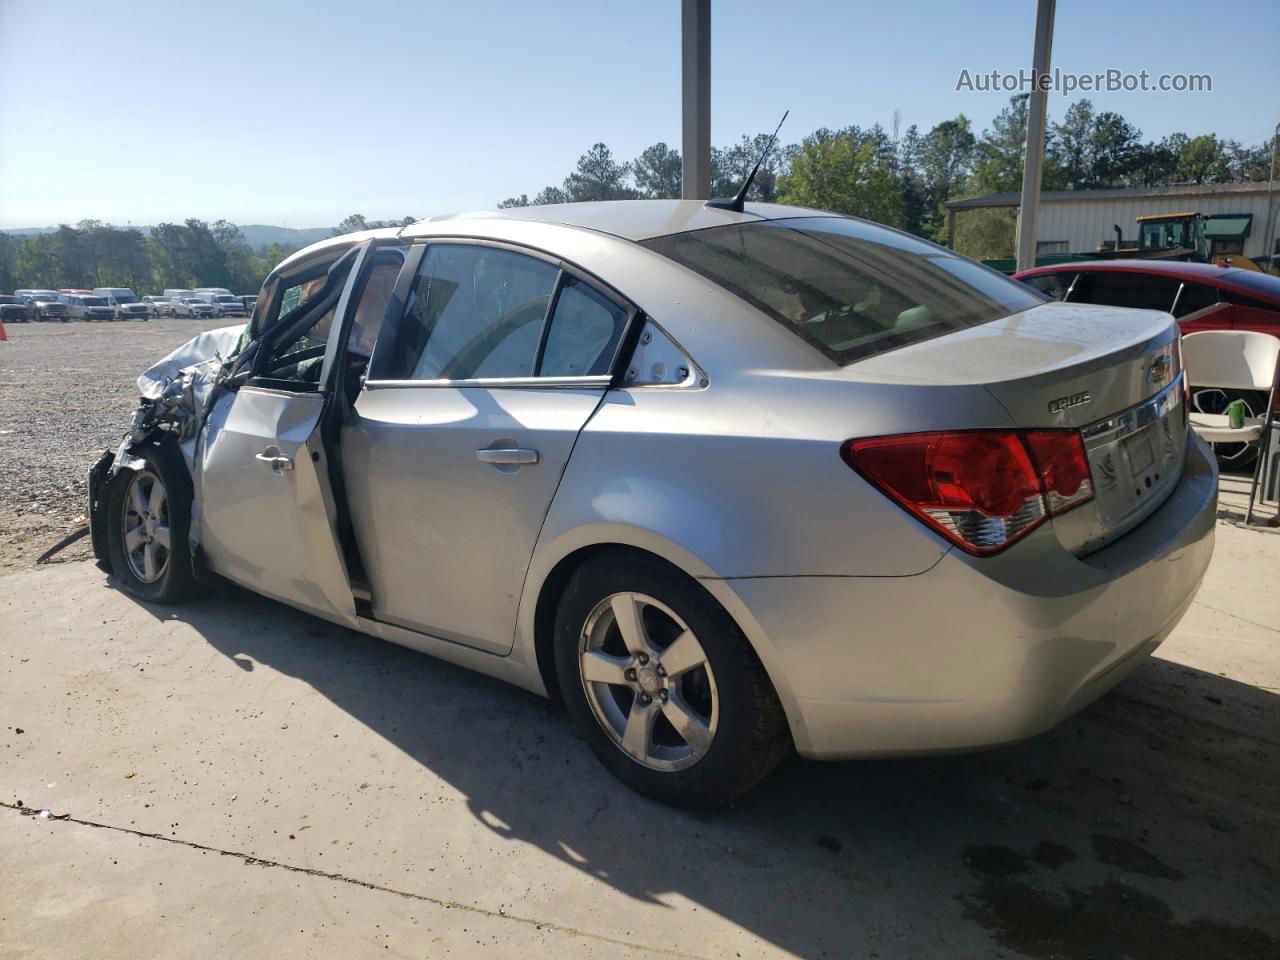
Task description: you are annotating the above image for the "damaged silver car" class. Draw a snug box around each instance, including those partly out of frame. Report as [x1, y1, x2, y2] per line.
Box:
[89, 201, 1218, 807]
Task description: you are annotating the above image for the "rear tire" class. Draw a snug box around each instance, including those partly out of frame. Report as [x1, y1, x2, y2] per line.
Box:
[106, 442, 196, 604]
[554, 551, 790, 808]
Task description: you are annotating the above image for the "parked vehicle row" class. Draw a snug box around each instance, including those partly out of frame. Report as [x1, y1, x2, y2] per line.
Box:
[6, 286, 258, 321]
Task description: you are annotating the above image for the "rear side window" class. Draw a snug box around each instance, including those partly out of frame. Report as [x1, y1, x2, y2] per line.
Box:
[1069, 271, 1180, 312]
[642, 217, 1044, 365]
[539, 277, 627, 377]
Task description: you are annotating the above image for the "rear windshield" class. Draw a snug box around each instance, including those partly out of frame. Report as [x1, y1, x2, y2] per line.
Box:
[642, 217, 1045, 365]
[1222, 269, 1280, 301]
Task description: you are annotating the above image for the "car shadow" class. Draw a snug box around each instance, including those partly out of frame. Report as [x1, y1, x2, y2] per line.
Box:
[124, 577, 1279, 959]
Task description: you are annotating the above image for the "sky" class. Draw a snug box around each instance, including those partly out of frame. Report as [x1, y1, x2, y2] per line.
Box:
[1, 0, 1275, 229]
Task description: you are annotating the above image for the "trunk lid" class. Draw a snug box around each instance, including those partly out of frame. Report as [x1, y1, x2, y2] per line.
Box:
[849, 302, 1187, 555]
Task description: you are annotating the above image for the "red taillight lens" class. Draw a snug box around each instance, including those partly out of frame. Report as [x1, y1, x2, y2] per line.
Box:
[842, 429, 1095, 555]
[1023, 431, 1094, 515]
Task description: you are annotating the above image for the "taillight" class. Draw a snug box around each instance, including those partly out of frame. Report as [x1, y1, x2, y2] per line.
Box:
[842, 429, 1094, 555]
[1023, 431, 1094, 515]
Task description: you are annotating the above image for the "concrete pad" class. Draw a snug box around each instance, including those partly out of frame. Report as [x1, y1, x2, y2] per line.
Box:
[2, 520, 1279, 958]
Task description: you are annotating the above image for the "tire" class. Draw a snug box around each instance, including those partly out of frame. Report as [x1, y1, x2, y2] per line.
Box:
[106, 441, 196, 603]
[554, 551, 790, 808]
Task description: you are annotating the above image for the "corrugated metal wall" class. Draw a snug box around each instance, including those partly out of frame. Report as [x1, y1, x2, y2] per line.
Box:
[1037, 192, 1276, 257]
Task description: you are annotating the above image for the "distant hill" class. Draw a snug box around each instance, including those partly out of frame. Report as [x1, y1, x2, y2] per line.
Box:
[238, 225, 332, 248]
[2, 223, 333, 249]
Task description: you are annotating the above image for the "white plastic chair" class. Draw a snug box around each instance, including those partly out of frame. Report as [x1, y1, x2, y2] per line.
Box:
[1182, 329, 1280, 522]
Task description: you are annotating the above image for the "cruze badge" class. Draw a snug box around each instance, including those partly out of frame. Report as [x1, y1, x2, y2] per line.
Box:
[1048, 391, 1092, 414]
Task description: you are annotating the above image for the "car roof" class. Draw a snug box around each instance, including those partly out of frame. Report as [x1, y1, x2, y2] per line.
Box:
[410, 199, 837, 242]
[1016, 258, 1279, 300]
[272, 202, 838, 278]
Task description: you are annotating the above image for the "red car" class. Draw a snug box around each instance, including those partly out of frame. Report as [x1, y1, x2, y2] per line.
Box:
[1016, 260, 1280, 468]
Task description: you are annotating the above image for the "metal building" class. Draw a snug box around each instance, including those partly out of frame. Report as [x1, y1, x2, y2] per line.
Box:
[945, 182, 1277, 260]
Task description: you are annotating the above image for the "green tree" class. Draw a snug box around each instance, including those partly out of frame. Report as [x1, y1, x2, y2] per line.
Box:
[971, 94, 1029, 193]
[710, 132, 795, 201]
[262, 243, 288, 273]
[1173, 134, 1234, 183]
[778, 130, 904, 226]
[533, 185, 570, 205]
[914, 116, 976, 237]
[562, 143, 637, 201]
[334, 213, 369, 235]
[632, 142, 682, 199]
[15, 234, 61, 287]
[0, 232, 17, 292]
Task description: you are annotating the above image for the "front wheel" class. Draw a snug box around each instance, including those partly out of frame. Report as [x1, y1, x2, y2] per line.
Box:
[106, 442, 196, 603]
[554, 552, 790, 808]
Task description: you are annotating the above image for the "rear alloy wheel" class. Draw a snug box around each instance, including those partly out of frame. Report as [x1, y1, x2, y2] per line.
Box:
[106, 443, 196, 603]
[554, 553, 790, 808]
[579, 592, 719, 772]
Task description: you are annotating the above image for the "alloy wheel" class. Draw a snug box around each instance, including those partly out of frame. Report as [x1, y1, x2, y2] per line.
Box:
[121, 470, 171, 583]
[578, 592, 719, 772]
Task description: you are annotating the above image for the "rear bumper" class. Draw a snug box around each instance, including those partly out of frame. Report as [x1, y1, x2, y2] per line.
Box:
[729, 432, 1219, 760]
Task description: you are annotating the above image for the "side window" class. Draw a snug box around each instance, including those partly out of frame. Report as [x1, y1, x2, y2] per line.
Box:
[372, 244, 559, 381]
[1022, 272, 1074, 301]
[1172, 282, 1220, 318]
[1069, 272, 1181, 311]
[257, 260, 354, 385]
[540, 277, 628, 376]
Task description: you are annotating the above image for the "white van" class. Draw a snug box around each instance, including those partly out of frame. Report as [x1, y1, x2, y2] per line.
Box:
[92, 287, 150, 321]
[193, 291, 248, 317]
[162, 288, 196, 302]
[59, 293, 115, 322]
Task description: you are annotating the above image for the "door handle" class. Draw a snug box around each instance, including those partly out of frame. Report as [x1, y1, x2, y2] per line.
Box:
[255, 451, 294, 471]
[475, 447, 539, 465]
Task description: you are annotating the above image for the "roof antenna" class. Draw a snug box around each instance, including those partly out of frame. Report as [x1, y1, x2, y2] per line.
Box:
[705, 110, 789, 213]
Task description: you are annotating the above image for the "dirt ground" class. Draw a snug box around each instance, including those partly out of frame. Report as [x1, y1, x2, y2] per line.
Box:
[1, 318, 1278, 958]
[0, 317, 230, 570]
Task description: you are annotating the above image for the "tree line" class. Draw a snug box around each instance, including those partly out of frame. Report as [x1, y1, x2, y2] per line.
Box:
[498, 95, 1275, 258]
[0, 219, 293, 296]
[3, 95, 1269, 292]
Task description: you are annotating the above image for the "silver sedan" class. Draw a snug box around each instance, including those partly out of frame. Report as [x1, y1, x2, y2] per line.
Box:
[89, 201, 1217, 807]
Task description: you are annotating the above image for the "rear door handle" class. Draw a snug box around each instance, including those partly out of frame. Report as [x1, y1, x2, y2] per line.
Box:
[475, 447, 539, 465]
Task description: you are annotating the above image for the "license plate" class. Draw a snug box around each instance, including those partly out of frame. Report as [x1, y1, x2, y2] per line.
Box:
[1122, 425, 1155, 477]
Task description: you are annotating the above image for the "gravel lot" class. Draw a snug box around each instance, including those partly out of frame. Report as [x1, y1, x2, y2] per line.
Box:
[0, 318, 232, 570]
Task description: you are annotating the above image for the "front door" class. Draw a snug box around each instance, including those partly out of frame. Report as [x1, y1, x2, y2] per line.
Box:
[341, 240, 632, 653]
[199, 245, 363, 620]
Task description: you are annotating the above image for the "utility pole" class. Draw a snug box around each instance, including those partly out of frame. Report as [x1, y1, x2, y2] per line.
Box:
[1014, 0, 1056, 273]
[681, 0, 711, 200]
[1264, 122, 1280, 270]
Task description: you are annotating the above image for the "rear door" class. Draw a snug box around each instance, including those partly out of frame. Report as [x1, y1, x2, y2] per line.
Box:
[198, 244, 364, 620]
[341, 240, 632, 653]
